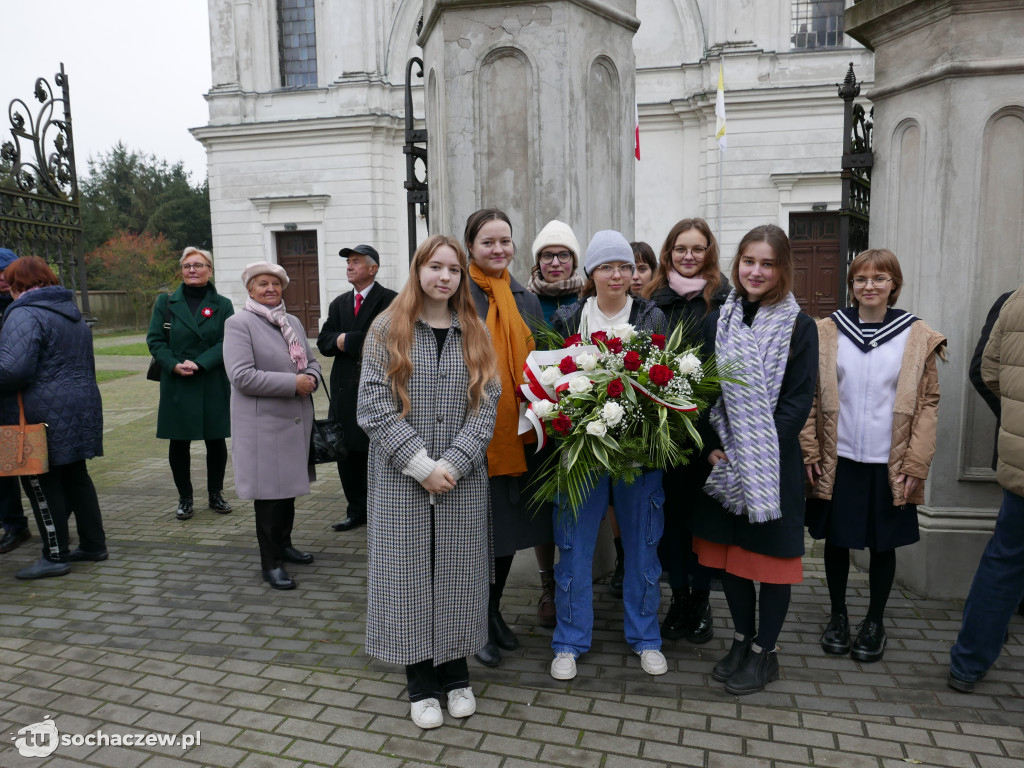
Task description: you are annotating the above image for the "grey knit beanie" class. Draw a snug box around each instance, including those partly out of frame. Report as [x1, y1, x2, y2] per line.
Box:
[584, 230, 635, 277]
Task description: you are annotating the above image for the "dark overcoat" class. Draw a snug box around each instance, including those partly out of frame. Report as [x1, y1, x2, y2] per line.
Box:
[689, 306, 818, 558]
[550, 295, 668, 339]
[147, 284, 233, 441]
[648, 276, 732, 345]
[469, 277, 553, 556]
[223, 310, 321, 500]
[316, 282, 397, 452]
[0, 287, 103, 465]
[358, 311, 501, 665]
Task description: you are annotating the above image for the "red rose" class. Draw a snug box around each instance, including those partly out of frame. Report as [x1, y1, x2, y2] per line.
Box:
[649, 364, 674, 386]
[651, 333, 666, 350]
[590, 330, 608, 346]
[623, 351, 642, 372]
[558, 356, 578, 374]
[552, 413, 573, 435]
[562, 333, 583, 348]
[607, 379, 624, 398]
[606, 337, 623, 354]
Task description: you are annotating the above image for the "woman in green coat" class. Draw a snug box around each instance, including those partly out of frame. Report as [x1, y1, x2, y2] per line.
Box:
[147, 247, 234, 520]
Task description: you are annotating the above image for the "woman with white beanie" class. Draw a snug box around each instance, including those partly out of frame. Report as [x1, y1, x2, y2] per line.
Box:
[527, 220, 584, 323]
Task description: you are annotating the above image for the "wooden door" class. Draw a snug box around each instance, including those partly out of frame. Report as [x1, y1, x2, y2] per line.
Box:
[790, 212, 841, 318]
[275, 231, 320, 336]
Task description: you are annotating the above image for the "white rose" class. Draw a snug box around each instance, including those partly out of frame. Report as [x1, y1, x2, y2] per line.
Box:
[612, 324, 636, 342]
[602, 401, 625, 427]
[567, 375, 593, 394]
[540, 366, 562, 386]
[586, 420, 608, 437]
[676, 353, 701, 377]
[576, 352, 598, 372]
[532, 400, 555, 419]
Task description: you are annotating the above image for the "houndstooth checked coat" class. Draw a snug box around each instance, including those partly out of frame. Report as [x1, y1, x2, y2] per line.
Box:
[358, 310, 501, 665]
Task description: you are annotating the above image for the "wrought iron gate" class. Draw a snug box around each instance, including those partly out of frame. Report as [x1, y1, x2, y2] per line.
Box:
[403, 56, 428, 263]
[837, 62, 872, 297]
[0, 63, 90, 317]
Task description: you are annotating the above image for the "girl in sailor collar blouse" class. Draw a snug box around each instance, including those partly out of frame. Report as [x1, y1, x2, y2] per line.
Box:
[801, 249, 946, 664]
[357, 235, 500, 731]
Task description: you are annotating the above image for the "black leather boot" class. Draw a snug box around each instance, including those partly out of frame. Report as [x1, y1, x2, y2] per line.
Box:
[712, 634, 754, 682]
[686, 590, 714, 644]
[176, 497, 194, 520]
[209, 491, 233, 514]
[851, 619, 886, 662]
[661, 588, 688, 640]
[474, 640, 501, 667]
[724, 644, 779, 695]
[262, 566, 295, 590]
[820, 613, 851, 655]
[488, 597, 519, 650]
[609, 537, 624, 597]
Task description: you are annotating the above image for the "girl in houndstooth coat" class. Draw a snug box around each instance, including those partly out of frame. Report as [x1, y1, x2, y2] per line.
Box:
[357, 235, 500, 729]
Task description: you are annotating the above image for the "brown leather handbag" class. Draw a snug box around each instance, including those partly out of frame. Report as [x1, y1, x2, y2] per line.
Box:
[0, 392, 49, 476]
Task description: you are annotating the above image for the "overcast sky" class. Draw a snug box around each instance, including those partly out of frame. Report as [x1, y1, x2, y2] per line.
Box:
[4, 0, 211, 184]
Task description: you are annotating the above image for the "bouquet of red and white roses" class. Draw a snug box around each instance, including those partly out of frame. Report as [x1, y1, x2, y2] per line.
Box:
[519, 323, 734, 512]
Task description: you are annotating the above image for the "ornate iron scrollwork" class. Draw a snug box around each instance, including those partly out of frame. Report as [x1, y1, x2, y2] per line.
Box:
[837, 62, 873, 297]
[403, 56, 428, 262]
[1, 63, 89, 317]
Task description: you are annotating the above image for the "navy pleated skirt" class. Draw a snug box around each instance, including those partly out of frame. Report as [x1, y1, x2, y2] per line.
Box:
[806, 457, 920, 552]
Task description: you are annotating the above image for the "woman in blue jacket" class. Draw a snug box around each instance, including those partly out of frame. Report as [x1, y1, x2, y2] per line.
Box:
[0, 257, 107, 580]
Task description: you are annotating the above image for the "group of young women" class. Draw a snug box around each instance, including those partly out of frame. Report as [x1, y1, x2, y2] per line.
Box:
[357, 210, 945, 728]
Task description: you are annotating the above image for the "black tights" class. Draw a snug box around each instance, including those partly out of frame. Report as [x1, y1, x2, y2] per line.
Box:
[824, 542, 896, 622]
[489, 554, 514, 604]
[721, 572, 791, 651]
[168, 439, 227, 498]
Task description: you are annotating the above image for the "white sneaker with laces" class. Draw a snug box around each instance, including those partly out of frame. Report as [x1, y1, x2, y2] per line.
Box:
[639, 649, 668, 676]
[550, 652, 578, 680]
[410, 698, 443, 729]
[446, 687, 476, 718]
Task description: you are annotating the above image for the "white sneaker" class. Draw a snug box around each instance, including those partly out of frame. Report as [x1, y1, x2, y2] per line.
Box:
[550, 652, 577, 680]
[446, 687, 476, 718]
[639, 649, 668, 676]
[410, 698, 443, 729]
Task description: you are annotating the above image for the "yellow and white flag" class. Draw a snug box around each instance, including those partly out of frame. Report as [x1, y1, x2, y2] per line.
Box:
[715, 62, 727, 151]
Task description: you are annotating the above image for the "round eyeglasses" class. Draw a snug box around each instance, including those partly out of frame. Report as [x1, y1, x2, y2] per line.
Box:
[672, 245, 707, 257]
[539, 251, 573, 264]
[593, 263, 636, 276]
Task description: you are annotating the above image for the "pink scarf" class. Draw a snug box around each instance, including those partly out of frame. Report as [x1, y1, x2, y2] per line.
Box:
[243, 298, 308, 371]
[668, 270, 707, 300]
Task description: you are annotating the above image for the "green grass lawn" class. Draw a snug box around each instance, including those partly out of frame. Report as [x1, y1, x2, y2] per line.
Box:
[94, 342, 151, 356]
[97, 370, 140, 383]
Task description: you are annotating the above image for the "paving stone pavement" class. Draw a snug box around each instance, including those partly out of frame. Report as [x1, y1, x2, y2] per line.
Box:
[1, 341, 1022, 767]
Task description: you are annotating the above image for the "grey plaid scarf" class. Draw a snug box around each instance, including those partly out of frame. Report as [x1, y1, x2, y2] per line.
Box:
[704, 290, 800, 523]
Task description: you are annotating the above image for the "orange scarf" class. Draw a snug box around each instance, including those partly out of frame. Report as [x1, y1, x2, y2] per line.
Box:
[470, 262, 535, 477]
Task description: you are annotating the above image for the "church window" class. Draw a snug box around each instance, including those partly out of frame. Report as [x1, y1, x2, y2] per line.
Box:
[791, 1, 845, 49]
[278, 0, 318, 87]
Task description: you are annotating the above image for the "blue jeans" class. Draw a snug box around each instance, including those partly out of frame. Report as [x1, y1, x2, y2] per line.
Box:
[950, 488, 1024, 682]
[552, 469, 665, 657]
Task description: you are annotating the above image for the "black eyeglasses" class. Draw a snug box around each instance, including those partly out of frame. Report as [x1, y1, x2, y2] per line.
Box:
[182, 263, 209, 271]
[539, 251, 573, 264]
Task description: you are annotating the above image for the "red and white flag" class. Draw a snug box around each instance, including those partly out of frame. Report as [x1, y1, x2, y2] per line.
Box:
[634, 101, 641, 160]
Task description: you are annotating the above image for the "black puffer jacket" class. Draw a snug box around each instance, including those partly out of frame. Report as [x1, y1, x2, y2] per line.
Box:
[551, 296, 667, 339]
[0, 286, 103, 465]
[647, 276, 732, 345]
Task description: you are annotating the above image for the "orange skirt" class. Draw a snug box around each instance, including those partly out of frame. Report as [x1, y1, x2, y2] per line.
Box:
[693, 537, 803, 585]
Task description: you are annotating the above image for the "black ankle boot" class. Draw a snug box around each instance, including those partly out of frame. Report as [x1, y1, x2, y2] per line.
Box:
[609, 536, 624, 597]
[488, 598, 518, 650]
[661, 588, 688, 640]
[820, 613, 851, 655]
[724, 644, 779, 695]
[686, 590, 713, 644]
[474, 640, 501, 667]
[712, 634, 754, 682]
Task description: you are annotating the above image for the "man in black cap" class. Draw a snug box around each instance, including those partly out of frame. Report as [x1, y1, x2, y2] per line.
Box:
[317, 245, 397, 531]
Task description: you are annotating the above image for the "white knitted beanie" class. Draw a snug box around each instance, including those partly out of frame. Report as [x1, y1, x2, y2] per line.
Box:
[584, 230, 635, 277]
[531, 220, 581, 268]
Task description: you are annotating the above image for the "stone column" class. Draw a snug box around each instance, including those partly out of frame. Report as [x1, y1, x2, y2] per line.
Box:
[847, 0, 1024, 597]
[418, 0, 640, 282]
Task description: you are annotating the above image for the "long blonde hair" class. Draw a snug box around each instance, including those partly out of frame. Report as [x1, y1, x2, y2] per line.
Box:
[384, 235, 496, 417]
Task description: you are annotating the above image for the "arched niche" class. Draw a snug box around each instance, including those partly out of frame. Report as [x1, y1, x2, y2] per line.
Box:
[586, 56, 623, 237]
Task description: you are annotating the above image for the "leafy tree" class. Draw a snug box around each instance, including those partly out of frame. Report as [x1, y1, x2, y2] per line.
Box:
[86, 231, 179, 326]
[80, 143, 210, 286]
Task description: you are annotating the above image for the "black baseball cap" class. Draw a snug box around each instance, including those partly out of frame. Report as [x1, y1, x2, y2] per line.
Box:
[339, 244, 380, 265]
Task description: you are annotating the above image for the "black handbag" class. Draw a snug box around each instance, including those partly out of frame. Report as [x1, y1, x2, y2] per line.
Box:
[146, 295, 172, 382]
[309, 371, 347, 464]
